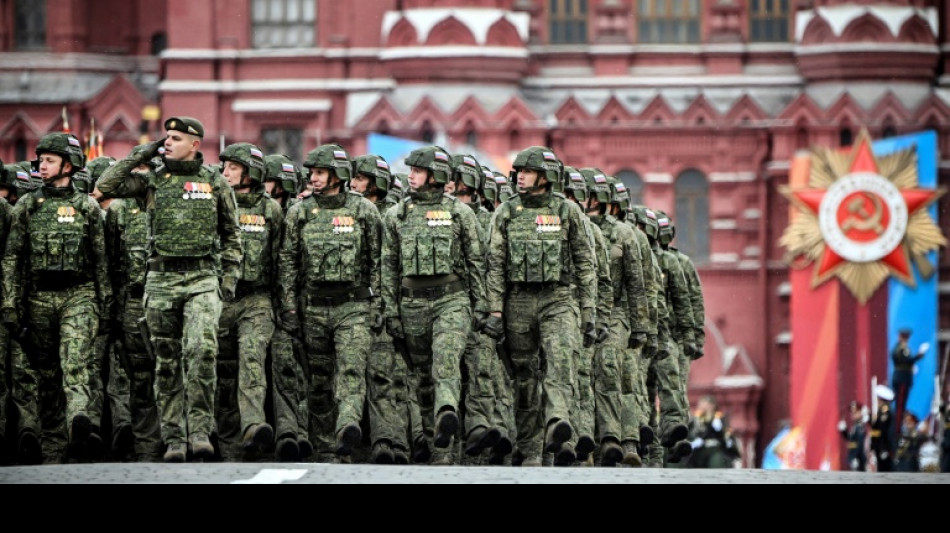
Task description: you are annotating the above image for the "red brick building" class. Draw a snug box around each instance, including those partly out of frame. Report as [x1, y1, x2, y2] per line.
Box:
[2, 0, 949, 466]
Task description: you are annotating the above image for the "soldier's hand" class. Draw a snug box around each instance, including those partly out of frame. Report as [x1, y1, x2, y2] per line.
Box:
[596, 324, 609, 345]
[629, 332, 647, 351]
[387, 318, 405, 340]
[583, 321, 598, 349]
[221, 277, 238, 303]
[280, 311, 301, 336]
[143, 138, 167, 160]
[474, 312, 490, 332]
[2, 308, 19, 334]
[481, 315, 506, 341]
[691, 344, 705, 361]
[371, 306, 385, 335]
[646, 335, 659, 359]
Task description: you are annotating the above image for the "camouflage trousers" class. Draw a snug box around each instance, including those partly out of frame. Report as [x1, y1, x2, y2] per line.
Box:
[463, 332, 501, 437]
[639, 337, 688, 466]
[302, 298, 370, 458]
[144, 271, 222, 445]
[596, 312, 628, 445]
[571, 306, 595, 446]
[120, 296, 162, 461]
[0, 324, 7, 445]
[10, 338, 66, 463]
[271, 328, 309, 444]
[216, 291, 275, 461]
[678, 343, 692, 413]
[492, 356, 515, 440]
[400, 290, 471, 448]
[367, 328, 412, 451]
[504, 285, 578, 460]
[94, 332, 132, 459]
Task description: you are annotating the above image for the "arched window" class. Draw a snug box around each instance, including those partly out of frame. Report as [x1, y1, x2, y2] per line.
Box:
[151, 33, 168, 56]
[15, 0, 46, 51]
[14, 138, 27, 163]
[617, 170, 645, 207]
[465, 128, 478, 148]
[674, 170, 710, 263]
[549, 0, 589, 44]
[840, 127, 854, 148]
[421, 122, 435, 144]
[749, 0, 791, 42]
[509, 129, 522, 152]
[638, 0, 701, 44]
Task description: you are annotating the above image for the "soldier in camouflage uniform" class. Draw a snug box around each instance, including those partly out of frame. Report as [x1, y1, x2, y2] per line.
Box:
[215, 144, 281, 461]
[382, 146, 488, 464]
[263, 155, 314, 463]
[351, 154, 412, 465]
[482, 147, 597, 467]
[658, 214, 706, 413]
[562, 167, 615, 465]
[0, 160, 12, 457]
[97, 117, 243, 463]
[2, 133, 113, 463]
[279, 145, 381, 462]
[104, 145, 164, 462]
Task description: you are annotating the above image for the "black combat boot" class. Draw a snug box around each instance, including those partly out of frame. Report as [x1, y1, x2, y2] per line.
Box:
[189, 434, 215, 461]
[434, 410, 460, 449]
[576, 435, 597, 462]
[243, 423, 275, 452]
[276, 436, 300, 463]
[661, 424, 689, 448]
[18, 431, 42, 466]
[544, 420, 573, 454]
[335, 423, 362, 457]
[465, 426, 501, 457]
[371, 441, 396, 465]
[164, 442, 187, 464]
[601, 439, 624, 467]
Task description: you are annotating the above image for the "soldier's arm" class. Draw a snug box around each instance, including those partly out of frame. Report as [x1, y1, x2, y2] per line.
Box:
[458, 203, 488, 314]
[88, 198, 114, 320]
[215, 176, 243, 281]
[654, 260, 671, 340]
[666, 256, 696, 345]
[682, 257, 706, 348]
[104, 204, 126, 300]
[380, 209, 401, 320]
[97, 156, 149, 199]
[568, 203, 597, 319]
[486, 208, 509, 315]
[268, 200, 285, 302]
[623, 231, 646, 333]
[1, 201, 28, 313]
[362, 199, 383, 305]
[592, 226, 613, 317]
[644, 242, 660, 335]
[278, 204, 303, 314]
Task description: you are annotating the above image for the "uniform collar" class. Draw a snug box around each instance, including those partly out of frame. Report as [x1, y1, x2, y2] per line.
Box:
[314, 192, 348, 209]
[408, 189, 445, 205]
[42, 183, 77, 198]
[163, 155, 204, 175]
[521, 190, 552, 209]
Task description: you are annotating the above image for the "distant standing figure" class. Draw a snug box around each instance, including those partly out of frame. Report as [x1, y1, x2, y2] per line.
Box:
[891, 329, 924, 424]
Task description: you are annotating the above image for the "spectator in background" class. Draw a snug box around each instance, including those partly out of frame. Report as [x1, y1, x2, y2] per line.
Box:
[838, 401, 868, 472]
[870, 385, 897, 472]
[895, 413, 924, 473]
[891, 329, 925, 424]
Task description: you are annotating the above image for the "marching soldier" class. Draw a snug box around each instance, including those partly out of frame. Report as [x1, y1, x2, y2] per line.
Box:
[96, 117, 243, 463]
[381, 146, 488, 463]
[278, 145, 381, 462]
[2, 133, 113, 463]
[871, 385, 897, 472]
[941, 400, 949, 473]
[104, 145, 164, 462]
[482, 147, 597, 467]
[215, 143, 280, 461]
[563, 167, 616, 465]
[352, 154, 413, 465]
[895, 413, 923, 472]
[263, 155, 313, 463]
[0, 160, 11, 457]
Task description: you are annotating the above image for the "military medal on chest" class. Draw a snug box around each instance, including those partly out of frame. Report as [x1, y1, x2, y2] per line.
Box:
[536, 215, 561, 234]
[240, 214, 267, 233]
[57, 206, 77, 224]
[426, 211, 451, 227]
[183, 182, 212, 200]
[333, 216, 356, 234]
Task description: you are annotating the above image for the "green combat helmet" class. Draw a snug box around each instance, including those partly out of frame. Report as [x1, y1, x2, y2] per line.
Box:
[304, 144, 354, 182]
[581, 168, 612, 206]
[33, 133, 86, 179]
[8, 163, 39, 193]
[481, 166, 499, 206]
[220, 143, 266, 184]
[607, 176, 631, 211]
[87, 156, 117, 181]
[263, 154, 301, 194]
[405, 146, 452, 185]
[631, 205, 660, 241]
[354, 154, 393, 198]
[511, 146, 563, 193]
[495, 172, 515, 203]
[450, 154, 483, 192]
[656, 211, 675, 247]
[387, 173, 407, 205]
[562, 166, 589, 203]
[72, 169, 94, 194]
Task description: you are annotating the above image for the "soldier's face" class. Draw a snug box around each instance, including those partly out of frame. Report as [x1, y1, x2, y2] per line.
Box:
[454, 185, 475, 204]
[164, 131, 200, 161]
[38, 154, 70, 180]
[350, 175, 371, 194]
[310, 168, 332, 191]
[0, 187, 9, 200]
[264, 181, 280, 197]
[517, 169, 541, 191]
[223, 162, 247, 188]
[408, 167, 430, 190]
[443, 181, 457, 195]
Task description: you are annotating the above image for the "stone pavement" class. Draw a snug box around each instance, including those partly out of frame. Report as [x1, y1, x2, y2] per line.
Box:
[1, 464, 948, 484]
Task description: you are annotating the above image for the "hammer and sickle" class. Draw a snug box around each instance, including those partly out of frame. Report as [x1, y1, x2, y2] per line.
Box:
[841, 194, 885, 235]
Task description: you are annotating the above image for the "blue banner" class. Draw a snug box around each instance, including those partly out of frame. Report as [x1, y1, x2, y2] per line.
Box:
[880, 131, 940, 422]
[367, 133, 426, 175]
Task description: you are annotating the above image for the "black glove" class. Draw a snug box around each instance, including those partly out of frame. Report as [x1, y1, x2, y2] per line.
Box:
[143, 138, 167, 160]
[281, 311, 301, 336]
[98, 319, 113, 336]
[387, 318, 405, 340]
[221, 276, 238, 303]
[371, 306, 385, 335]
[474, 312, 490, 332]
[629, 332, 647, 351]
[481, 315, 506, 341]
[2, 308, 19, 334]
[644, 335, 659, 360]
[685, 343, 700, 360]
[583, 321, 598, 349]
[596, 324, 609, 345]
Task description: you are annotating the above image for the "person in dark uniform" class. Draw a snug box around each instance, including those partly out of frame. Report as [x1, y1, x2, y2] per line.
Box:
[941, 401, 949, 473]
[892, 329, 925, 424]
[895, 413, 923, 473]
[870, 385, 897, 472]
[688, 396, 740, 469]
[838, 401, 868, 472]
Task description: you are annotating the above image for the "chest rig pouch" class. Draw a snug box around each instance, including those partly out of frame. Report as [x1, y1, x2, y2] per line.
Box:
[397, 197, 460, 277]
[151, 168, 217, 258]
[28, 190, 92, 274]
[300, 194, 363, 284]
[118, 201, 149, 287]
[506, 198, 570, 284]
[238, 199, 272, 284]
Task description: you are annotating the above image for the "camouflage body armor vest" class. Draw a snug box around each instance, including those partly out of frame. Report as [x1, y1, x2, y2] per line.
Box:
[28, 190, 93, 275]
[600, 217, 628, 306]
[115, 200, 149, 288]
[300, 193, 365, 285]
[397, 195, 460, 278]
[506, 196, 570, 285]
[151, 166, 217, 258]
[236, 195, 274, 285]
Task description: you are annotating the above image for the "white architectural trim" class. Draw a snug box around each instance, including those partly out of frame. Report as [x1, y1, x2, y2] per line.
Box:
[777, 282, 792, 297]
[711, 219, 738, 231]
[162, 48, 383, 60]
[379, 47, 529, 61]
[232, 99, 333, 113]
[738, 260, 762, 270]
[0, 52, 158, 72]
[796, 43, 939, 56]
[744, 246, 762, 258]
[714, 375, 765, 389]
[767, 160, 791, 171]
[160, 79, 396, 93]
[522, 75, 803, 89]
[796, 6, 937, 42]
[743, 209, 762, 221]
[711, 253, 741, 264]
[532, 43, 795, 56]
[710, 172, 757, 183]
[775, 332, 792, 346]
[644, 172, 673, 184]
[381, 9, 530, 45]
